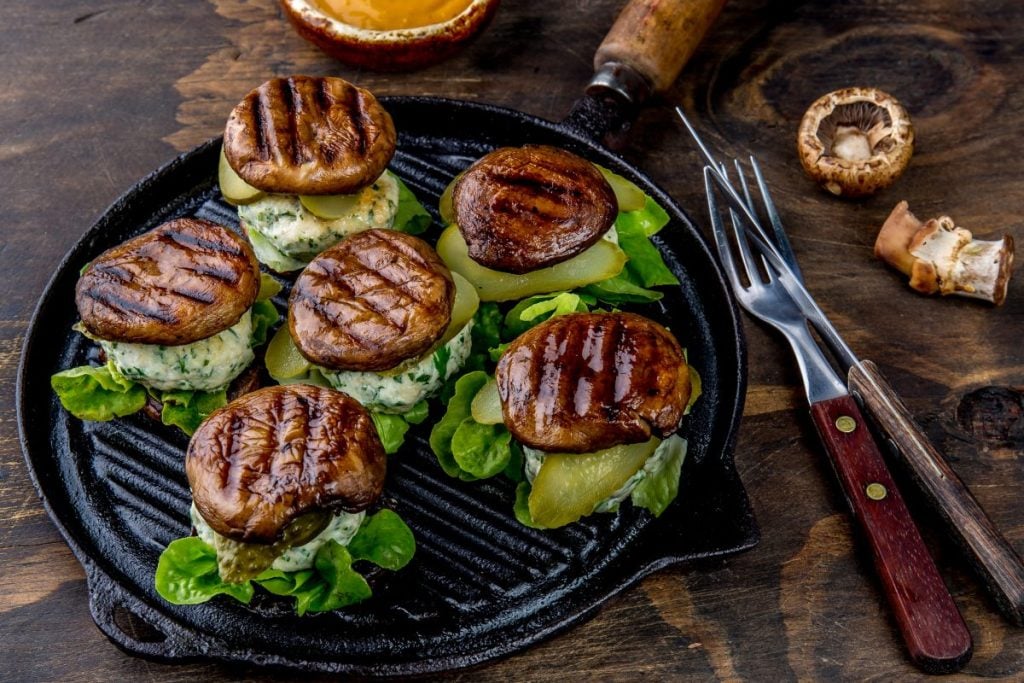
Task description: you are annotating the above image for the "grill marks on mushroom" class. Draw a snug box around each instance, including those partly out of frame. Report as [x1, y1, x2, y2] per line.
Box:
[453, 145, 618, 273]
[495, 312, 691, 453]
[186, 385, 386, 544]
[223, 76, 396, 195]
[289, 229, 455, 371]
[76, 218, 260, 345]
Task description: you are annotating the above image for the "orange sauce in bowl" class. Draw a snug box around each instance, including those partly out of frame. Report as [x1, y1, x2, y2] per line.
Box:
[311, 0, 474, 31]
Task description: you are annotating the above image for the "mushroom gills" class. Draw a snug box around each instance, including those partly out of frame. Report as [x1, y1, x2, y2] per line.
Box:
[818, 101, 894, 160]
[797, 88, 914, 198]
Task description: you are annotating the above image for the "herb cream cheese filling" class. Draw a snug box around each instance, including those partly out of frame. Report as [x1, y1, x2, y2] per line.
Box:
[239, 171, 400, 272]
[190, 504, 364, 573]
[98, 310, 255, 392]
[320, 319, 474, 414]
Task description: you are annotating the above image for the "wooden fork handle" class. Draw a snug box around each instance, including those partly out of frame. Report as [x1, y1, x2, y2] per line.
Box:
[850, 360, 1024, 625]
[810, 395, 973, 673]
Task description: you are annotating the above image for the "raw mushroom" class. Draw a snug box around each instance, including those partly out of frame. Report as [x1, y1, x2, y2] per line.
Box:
[874, 201, 1015, 305]
[797, 87, 914, 198]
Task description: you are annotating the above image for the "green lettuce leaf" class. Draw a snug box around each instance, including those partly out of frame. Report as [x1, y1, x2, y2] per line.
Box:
[581, 274, 663, 304]
[51, 361, 148, 422]
[472, 302, 503, 350]
[431, 370, 514, 481]
[393, 177, 432, 235]
[618, 195, 670, 237]
[306, 541, 373, 614]
[616, 216, 678, 288]
[347, 509, 416, 570]
[249, 299, 280, 348]
[371, 412, 411, 455]
[429, 371, 489, 480]
[404, 400, 430, 425]
[255, 568, 319, 599]
[158, 510, 415, 615]
[245, 226, 308, 272]
[158, 388, 228, 435]
[452, 419, 512, 479]
[513, 481, 541, 528]
[502, 441, 525, 483]
[441, 303, 502, 402]
[369, 402, 429, 454]
[257, 272, 283, 300]
[581, 193, 676, 305]
[502, 292, 593, 340]
[630, 435, 688, 517]
[155, 537, 254, 605]
[253, 542, 372, 616]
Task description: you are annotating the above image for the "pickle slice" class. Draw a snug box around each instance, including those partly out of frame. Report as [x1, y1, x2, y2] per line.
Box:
[439, 271, 480, 345]
[266, 325, 311, 382]
[470, 379, 502, 425]
[213, 511, 331, 583]
[218, 147, 265, 206]
[595, 164, 646, 213]
[299, 193, 360, 219]
[528, 437, 659, 528]
[437, 225, 627, 302]
[438, 173, 461, 225]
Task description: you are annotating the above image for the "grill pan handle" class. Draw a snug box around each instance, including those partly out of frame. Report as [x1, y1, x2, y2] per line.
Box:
[86, 561, 208, 660]
[588, 0, 726, 106]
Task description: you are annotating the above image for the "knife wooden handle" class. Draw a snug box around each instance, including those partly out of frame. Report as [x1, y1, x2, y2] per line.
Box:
[810, 395, 973, 673]
[850, 360, 1024, 625]
[593, 0, 725, 95]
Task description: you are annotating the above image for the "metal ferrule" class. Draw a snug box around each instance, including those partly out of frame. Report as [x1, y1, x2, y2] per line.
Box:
[586, 62, 652, 108]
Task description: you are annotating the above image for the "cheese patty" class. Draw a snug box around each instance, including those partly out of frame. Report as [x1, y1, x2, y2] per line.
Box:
[238, 171, 400, 272]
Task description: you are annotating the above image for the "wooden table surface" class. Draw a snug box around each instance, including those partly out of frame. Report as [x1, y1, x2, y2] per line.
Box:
[3, 0, 1023, 680]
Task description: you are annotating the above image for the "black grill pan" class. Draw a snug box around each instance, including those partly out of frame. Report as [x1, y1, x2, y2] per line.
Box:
[17, 3, 756, 674]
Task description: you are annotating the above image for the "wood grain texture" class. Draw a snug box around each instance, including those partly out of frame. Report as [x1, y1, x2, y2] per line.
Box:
[594, 0, 726, 93]
[809, 395, 972, 673]
[851, 360, 1024, 626]
[2, 0, 1024, 680]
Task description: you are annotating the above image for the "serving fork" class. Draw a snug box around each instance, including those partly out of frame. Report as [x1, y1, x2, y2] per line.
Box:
[680, 113, 987, 672]
[679, 109, 1024, 634]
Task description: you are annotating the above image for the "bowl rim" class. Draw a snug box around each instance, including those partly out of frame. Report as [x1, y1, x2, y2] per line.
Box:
[280, 0, 498, 42]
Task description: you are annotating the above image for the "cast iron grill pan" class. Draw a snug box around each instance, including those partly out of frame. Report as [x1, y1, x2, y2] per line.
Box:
[17, 97, 757, 676]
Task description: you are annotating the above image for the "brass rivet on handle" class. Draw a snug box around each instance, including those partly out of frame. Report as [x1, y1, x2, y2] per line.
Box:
[835, 415, 857, 433]
[866, 483, 888, 501]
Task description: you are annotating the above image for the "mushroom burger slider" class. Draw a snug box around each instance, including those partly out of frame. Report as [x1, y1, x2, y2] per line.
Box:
[272, 229, 480, 413]
[187, 385, 385, 583]
[219, 76, 407, 273]
[156, 385, 416, 613]
[436, 145, 633, 301]
[472, 312, 695, 528]
[72, 218, 265, 394]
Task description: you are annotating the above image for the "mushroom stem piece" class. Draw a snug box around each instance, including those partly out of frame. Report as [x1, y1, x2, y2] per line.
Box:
[875, 201, 1015, 305]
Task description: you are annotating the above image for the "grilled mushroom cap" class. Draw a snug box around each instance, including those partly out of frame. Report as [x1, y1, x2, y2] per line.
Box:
[223, 76, 396, 195]
[289, 229, 455, 372]
[797, 87, 914, 198]
[76, 218, 260, 346]
[452, 145, 618, 273]
[186, 384, 387, 544]
[495, 312, 691, 453]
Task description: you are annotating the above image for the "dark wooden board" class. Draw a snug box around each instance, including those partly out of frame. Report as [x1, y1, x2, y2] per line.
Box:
[2, 0, 1023, 679]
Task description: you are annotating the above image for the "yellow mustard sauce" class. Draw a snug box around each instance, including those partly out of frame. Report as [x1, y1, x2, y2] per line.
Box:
[312, 0, 474, 31]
